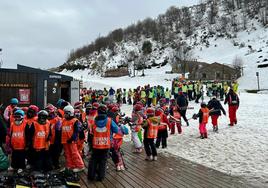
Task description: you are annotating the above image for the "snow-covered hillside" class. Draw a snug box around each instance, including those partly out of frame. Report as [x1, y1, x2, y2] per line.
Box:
[192, 21, 268, 90]
[60, 0, 268, 90]
[61, 64, 178, 90]
[61, 21, 268, 91]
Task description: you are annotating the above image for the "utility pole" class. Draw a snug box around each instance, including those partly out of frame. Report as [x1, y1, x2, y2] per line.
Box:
[256, 72, 260, 91]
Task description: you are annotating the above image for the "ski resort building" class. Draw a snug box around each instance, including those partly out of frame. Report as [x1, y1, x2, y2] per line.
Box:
[0, 64, 80, 108]
[188, 62, 240, 81]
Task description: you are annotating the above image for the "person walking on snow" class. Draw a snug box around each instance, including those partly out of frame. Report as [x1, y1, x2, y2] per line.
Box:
[207, 97, 226, 132]
[192, 102, 210, 139]
[169, 99, 182, 134]
[224, 88, 239, 126]
[176, 91, 189, 126]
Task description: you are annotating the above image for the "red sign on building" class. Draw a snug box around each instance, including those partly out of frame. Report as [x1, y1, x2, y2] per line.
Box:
[19, 89, 31, 104]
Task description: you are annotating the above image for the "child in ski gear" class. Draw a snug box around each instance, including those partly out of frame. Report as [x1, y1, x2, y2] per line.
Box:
[86, 103, 98, 154]
[169, 99, 182, 134]
[4, 98, 19, 156]
[155, 108, 169, 149]
[10, 109, 27, 171]
[108, 105, 129, 170]
[61, 105, 85, 172]
[224, 88, 239, 126]
[25, 105, 39, 168]
[46, 104, 62, 170]
[176, 92, 189, 126]
[207, 97, 226, 132]
[192, 102, 210, 139]
[142, 108, 160, 161]
[29, 110, 52, 171]
[4, 98, 18, 123]
[88, 104, 118, 181]
[73, 108, 87, 157]
[130, 104, 143, 153]
[111, 117, 129, 171]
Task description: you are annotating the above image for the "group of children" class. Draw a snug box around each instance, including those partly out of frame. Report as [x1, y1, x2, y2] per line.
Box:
[127, 86, 239, 160]
[0, 81, 240, 182]
[0, 97, 130, 182]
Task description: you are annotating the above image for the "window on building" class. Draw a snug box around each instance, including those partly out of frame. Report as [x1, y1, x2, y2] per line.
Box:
[202, 73, 207, 79]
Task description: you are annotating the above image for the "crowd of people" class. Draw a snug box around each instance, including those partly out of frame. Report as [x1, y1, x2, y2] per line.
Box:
[0, 78, 240, 182]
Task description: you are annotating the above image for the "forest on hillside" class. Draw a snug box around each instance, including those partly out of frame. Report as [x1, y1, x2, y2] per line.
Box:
[59, 0, 268, 72]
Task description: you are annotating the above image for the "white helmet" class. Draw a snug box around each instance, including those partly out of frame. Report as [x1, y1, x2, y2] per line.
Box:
[63, 105, 74, 116]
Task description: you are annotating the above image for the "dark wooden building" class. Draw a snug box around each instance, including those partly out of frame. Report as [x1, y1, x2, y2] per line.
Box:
[0, 64, 79, 108]
[103, 67, 129, 77]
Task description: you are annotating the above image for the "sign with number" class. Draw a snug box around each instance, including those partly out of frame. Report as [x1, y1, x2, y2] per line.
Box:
[19, 89, 30, 104]
[52, 87, 57, 94]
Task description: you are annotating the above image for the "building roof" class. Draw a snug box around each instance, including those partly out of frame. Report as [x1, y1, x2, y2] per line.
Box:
[0, 64, 73, 81]
[197, 62, 236, 72]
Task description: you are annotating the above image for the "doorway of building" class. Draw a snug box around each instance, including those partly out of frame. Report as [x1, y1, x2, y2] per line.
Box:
[60, 82, 70, 102]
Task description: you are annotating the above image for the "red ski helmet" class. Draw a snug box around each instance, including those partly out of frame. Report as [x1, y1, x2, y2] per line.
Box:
[45, 104, 55, 114]
[134, 104, 143, 112]
[111, 106, 119, 113]
[28, 105, 39, 113]
[74, 101, 82, 109]
[146, 108, 155, 116]
[155, 108, 163, 116]
[92, 102, 100, 109]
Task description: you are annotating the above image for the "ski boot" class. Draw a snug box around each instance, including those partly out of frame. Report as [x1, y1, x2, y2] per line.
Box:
[145, 155, 153, 161]
[32, 172, 48, 188]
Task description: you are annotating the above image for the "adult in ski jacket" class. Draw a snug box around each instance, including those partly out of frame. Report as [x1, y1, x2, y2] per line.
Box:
[208, 97, 226, 132]
[224, 88, 239, 126]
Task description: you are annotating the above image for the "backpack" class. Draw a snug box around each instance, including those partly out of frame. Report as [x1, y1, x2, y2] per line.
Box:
[0, 147, 8, 171]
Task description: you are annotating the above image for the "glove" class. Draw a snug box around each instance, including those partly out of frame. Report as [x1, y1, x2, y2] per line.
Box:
[67, 139, 73, 144]
[192, 114, 197, 120]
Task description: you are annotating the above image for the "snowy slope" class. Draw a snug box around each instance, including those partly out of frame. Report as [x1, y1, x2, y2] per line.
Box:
[61, 22, 268, 91]
[192, 22, 268, 90]
[61, 64, 179, 90]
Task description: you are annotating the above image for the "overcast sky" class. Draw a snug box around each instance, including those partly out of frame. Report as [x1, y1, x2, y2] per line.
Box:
[0, 0, 199, 69]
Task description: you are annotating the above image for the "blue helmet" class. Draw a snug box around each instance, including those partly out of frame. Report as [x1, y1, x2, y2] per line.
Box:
[10, 98, 19, 105]
[56, 99, 65, 107]
[14, 109, 25, 118]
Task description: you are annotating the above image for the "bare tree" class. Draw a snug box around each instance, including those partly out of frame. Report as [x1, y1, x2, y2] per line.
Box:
[232, 56, 244, 76]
